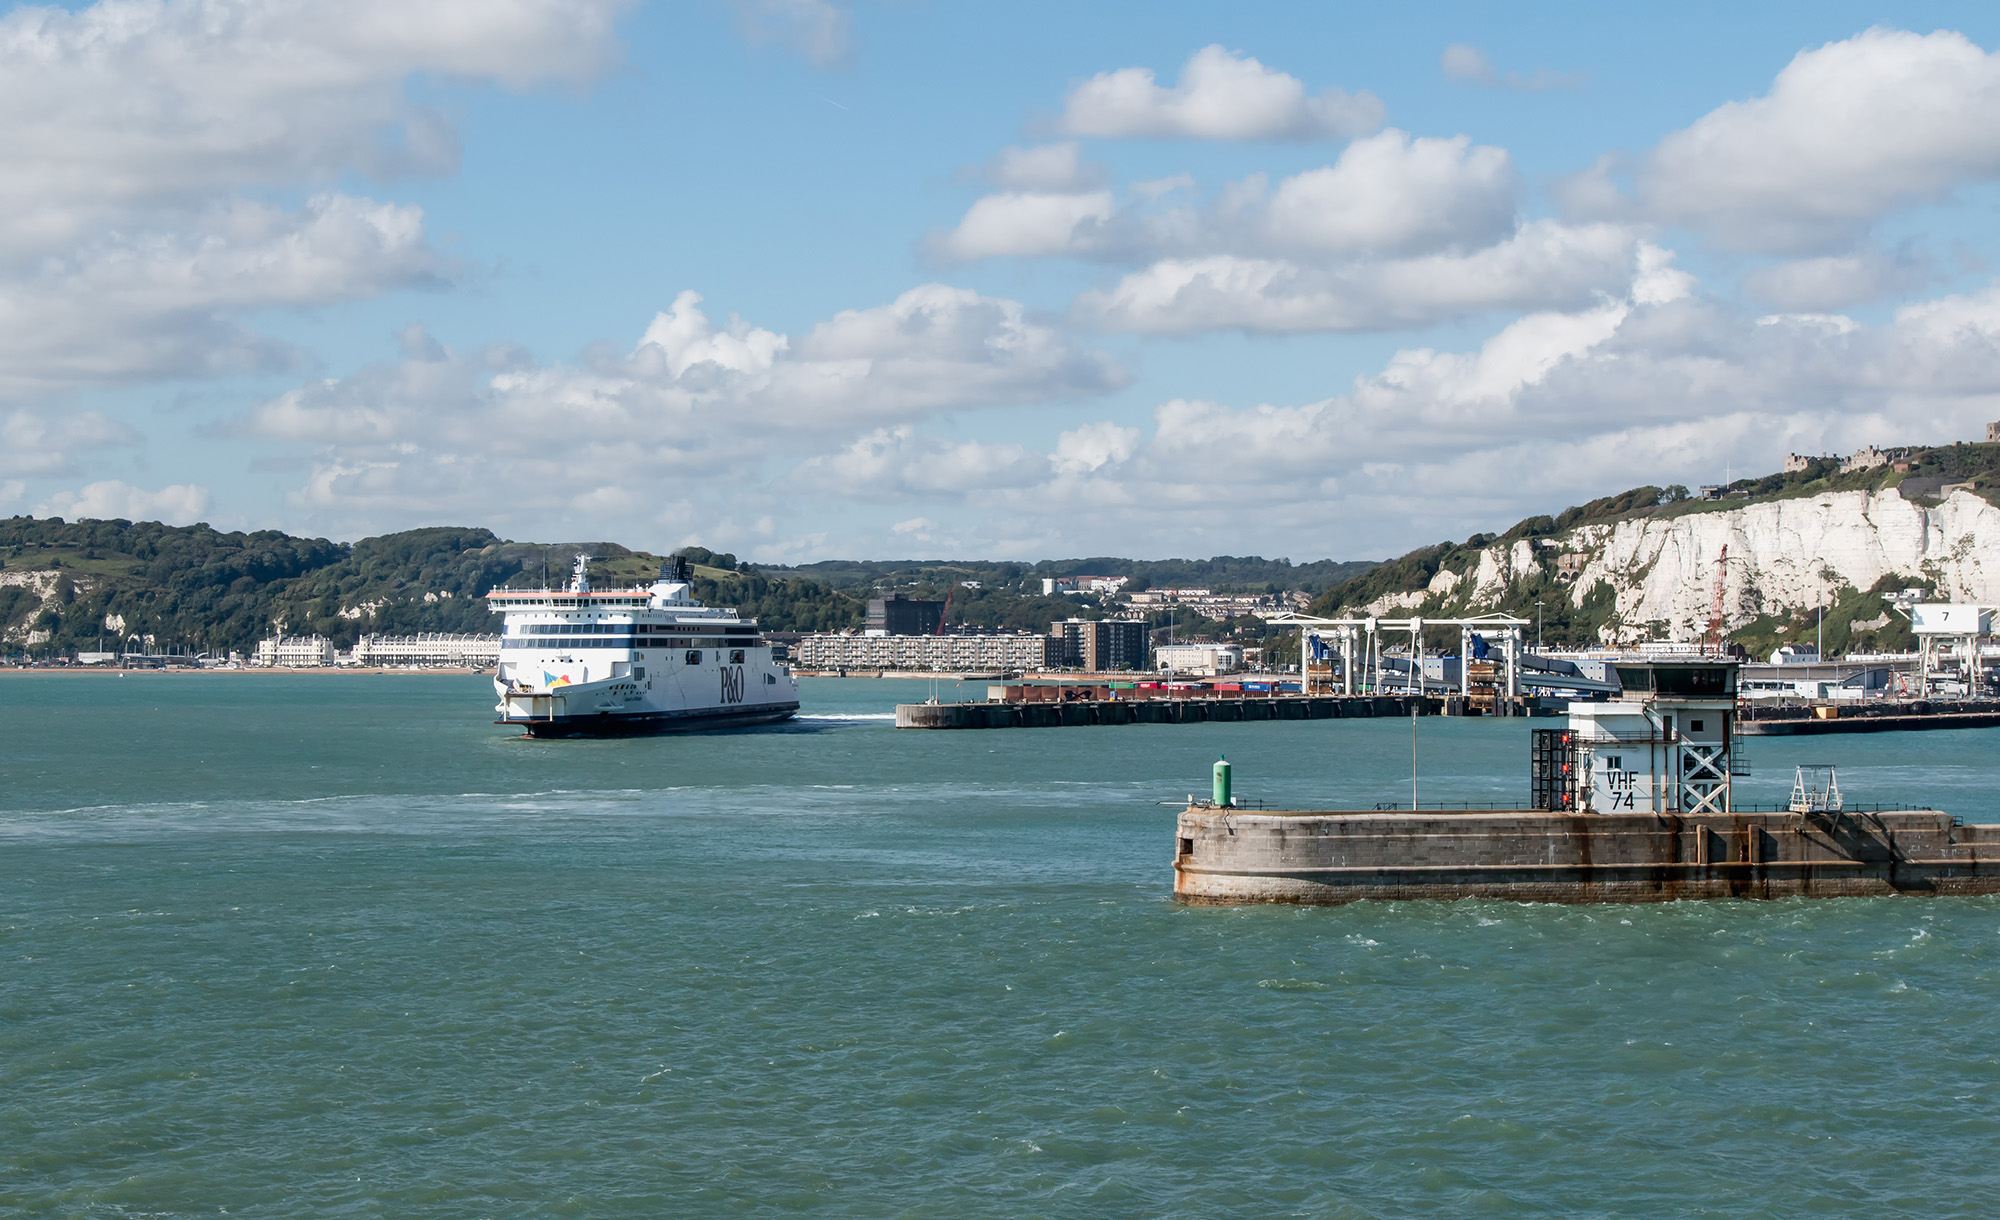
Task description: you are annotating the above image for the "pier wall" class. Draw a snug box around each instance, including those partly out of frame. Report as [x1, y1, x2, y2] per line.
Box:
[1739, 702, 2000, 735]
[1174, 807, 2000, 904]
[896, 694, 1444, 729]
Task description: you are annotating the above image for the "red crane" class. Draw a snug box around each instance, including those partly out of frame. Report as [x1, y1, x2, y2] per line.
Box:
[936, 584, 953, 635]
[1704, 545, 1728, 653]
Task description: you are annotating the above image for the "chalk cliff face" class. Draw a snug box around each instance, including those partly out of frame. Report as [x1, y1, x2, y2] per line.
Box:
[1362, 489, 2000, 643]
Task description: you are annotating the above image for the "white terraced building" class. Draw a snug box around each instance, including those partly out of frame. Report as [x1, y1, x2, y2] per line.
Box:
[796, 632, 1053, 671]
[351, 633, 501, 667]
[255, 635, 337, 667]
[1155, 643, 1244, 675]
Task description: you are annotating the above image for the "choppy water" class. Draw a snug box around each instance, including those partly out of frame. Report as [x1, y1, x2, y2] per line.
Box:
[4, 673, 2000, 1217]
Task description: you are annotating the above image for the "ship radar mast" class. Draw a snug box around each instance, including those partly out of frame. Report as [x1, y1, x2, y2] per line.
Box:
[569, 553, 591, 595]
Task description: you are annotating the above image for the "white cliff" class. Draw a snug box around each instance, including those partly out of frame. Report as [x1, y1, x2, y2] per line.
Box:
[1358, 488, 2000, 643]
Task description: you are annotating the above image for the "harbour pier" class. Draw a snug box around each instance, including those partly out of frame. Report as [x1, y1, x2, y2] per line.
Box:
[1173, 657, 2000, 905]
[896, 692, 1443, 729]
[1175, 807, 2000, 904]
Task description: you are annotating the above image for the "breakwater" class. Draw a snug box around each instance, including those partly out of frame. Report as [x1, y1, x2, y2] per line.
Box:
[895, 694, 1441, 729]
[1739, 701, 2000, 735]
[1175, 806, 2000, 905]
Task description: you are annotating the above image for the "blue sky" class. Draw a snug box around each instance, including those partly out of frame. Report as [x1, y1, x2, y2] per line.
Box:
[9, 1, 2000, 562]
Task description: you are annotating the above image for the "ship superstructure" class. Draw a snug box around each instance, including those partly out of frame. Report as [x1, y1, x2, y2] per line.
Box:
[488, 555, 799, 736]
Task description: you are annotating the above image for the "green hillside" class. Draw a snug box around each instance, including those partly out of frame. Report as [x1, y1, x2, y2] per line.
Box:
[0, 518, 1372, 660]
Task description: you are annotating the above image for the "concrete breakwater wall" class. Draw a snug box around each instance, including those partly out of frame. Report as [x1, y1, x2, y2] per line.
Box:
[1174, 806, 2000, 904]
[1739, 702, 2000, 735]
[895, 694, 1440, 730]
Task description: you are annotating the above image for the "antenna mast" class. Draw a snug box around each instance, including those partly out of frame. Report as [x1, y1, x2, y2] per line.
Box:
[1705, 545, 1728, 653]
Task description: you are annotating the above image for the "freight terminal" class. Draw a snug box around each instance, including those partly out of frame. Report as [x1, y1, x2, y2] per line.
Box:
[894, 597, 2000, 731]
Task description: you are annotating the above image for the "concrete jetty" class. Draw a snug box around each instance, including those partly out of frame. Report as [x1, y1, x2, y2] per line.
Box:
[1172, 656, 2000, 905]
[896, 693, 1440, 729]
[1174, 806, 2000, 904]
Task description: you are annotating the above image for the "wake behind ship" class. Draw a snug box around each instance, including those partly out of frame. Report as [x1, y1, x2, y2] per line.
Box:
[489, 555, 799, 736]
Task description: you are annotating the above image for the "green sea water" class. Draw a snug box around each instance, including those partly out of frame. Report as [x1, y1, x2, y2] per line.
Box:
[4, 673, 2000, 1218]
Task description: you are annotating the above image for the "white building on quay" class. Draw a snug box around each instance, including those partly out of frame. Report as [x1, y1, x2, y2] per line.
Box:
[255, 635, 337, 667]
[1155, 643, 1244, 675]
[795, 632, 1054, 672]
[351, 633, 500, 668]
[254, 632, 500, 668]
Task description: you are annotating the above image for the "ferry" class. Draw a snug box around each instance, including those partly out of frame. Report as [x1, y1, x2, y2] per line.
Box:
[488, 555, 799, 736]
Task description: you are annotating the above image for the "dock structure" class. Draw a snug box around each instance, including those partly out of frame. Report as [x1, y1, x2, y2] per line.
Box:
[1739, 701, 2000, 735]
[897, 693, 1440, 729]
[1173, 807, 2000, 904]
[1174, 657, 2000, 904]
[1262, 610, 1620, 710]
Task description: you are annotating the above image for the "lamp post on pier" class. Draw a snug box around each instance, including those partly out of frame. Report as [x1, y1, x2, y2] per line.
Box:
[1535, 601, 1544, 654]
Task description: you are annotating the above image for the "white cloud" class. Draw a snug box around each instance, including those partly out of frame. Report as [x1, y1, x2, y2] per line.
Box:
[730, 0, 851, 69]
[1551, 154, 1634, 222]
[1742, 248, 1934, 310]
[1051, 421, 1139, 474]
[0, 0, 626, 397]
[788, 259, 2000, 559]
[243, 286, 1127, 535]
[36, 480, 212, 525]
[1076, 222, 1642, 334]
[1440, 43, 1583, 91]
[231, 256, 2000, 561]
[1261, 130, 1517, 254]
[1056, 45, 1383, 141]
[0, 409, 138, 476]
[796, 428, 1046, 497]
[1640, 27, 2000, 251]
[929, 191, 1118, 261]
[985, 142, 1104, 191]
[0, 0, 626, 254]
[0, 194, 438, 396]
[933, 129, 1521, 273]
[930, 129, 1598, 333]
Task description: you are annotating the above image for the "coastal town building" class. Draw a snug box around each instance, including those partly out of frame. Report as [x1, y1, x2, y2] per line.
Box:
[351, 633, 500, 667]
[795, 631, 1053, 671]
[1155, 643, 1244, 675]
[864, 593, 943, 636]
[1842, 445, 1910, 473]
[1124, 588, 1305, 619]
[1042, 575, 1128, 596]
[1049, 617, 1149, 671]
[255, 635, 336, 667]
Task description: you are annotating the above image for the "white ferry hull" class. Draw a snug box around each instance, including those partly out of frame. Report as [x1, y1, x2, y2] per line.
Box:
[498, 697, 800, 737]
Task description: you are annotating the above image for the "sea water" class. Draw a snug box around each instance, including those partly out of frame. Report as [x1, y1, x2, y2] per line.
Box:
[3, 673, 1999, 1217]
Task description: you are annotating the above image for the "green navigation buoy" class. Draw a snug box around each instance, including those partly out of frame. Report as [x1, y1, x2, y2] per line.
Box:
[1213, 755, 1233, 807]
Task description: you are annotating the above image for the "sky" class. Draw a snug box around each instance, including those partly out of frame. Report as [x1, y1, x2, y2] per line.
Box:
[7, 1, 2000, 563]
